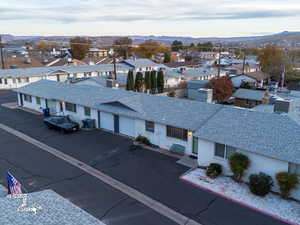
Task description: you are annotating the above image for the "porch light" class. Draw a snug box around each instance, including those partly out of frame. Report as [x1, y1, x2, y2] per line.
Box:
[188, 131, 193, 136]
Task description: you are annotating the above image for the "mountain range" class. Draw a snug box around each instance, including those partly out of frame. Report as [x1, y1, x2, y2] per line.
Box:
[1, 31, 300, 46]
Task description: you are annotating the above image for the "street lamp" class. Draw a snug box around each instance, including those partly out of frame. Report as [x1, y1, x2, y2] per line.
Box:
[109, 48, 117, 80]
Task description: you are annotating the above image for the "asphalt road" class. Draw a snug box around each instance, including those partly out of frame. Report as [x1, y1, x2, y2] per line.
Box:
[0, 90, 287, 225]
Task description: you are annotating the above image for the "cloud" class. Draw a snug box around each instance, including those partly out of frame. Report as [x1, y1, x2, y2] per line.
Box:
[0, 0, 300, 23]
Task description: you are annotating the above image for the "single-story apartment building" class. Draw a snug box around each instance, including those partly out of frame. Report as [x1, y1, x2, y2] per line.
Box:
[0, 64, 131, 90]
[15, 80, 300, 200]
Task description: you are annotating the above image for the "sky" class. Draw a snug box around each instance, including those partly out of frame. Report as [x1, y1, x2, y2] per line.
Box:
[1, 0, 300, 37]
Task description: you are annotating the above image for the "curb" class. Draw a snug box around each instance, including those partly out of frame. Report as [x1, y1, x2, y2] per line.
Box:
[180, 176, 299, 225]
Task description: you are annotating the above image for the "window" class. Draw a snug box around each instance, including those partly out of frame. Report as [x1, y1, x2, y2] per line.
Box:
[145, 121, 155, 133]
[25, 77, 29, 83]
[17, 78, 21, 83]
[214, 143, 236, 159]
[65, 102, 77, 113]
[36, 97, 41, 105]
[166, 126, 188, 141]
[84, 107, 91, 116]
[24, 94, 32, 102]
[289, 163, 300, 176]
[4, 79, 7, 85]
[12, 78, 16, 84]
[0, 78, 2, 84]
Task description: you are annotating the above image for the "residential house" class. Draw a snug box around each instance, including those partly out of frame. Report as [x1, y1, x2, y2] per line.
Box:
[15, 79, 300, 200]
[233, 88, 269, 108]
[187, 80, 212, 102]
[230, 71, 268, 88]
[181, 67, 225, 81]
[87, 48, 109, 58]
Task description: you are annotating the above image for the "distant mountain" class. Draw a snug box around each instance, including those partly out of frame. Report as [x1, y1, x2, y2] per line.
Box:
[130, 31, 300, 43]
[2, 31, 300, 46]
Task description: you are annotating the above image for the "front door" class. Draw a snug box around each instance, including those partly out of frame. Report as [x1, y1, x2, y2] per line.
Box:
[114, 115, 119, 133]
[19, 94, 23, 106]
[97, 111, 101, 129]
[192, 136, 198, 155]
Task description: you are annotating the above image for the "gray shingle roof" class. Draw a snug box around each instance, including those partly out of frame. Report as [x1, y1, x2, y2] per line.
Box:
[194, 106, 300, 164]
[15, 80, 222, 131]
[233, 88, 266, 101]
[121, 59, 159, 68]
[15, 80, 300, 164]
[0, 64, 131, 78]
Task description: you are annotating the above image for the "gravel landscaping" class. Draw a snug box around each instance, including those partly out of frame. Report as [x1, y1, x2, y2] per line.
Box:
[181, 168, 300, 225]
[0, 185, 105, 225]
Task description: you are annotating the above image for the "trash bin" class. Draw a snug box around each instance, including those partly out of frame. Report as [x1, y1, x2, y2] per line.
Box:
[43, 108, 50, 117]
[86, 119, 96, 129]
[82, 119, 95, 129]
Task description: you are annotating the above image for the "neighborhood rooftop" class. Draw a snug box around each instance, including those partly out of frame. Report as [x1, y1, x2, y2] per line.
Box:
[0, 64, 132, 78]
[233, 88, 266, 101]
[15, 79, 300, 165]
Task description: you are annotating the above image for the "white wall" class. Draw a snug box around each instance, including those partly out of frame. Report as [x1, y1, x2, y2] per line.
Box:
[134, 119, 193, 154]
[197, 138, 300, 200]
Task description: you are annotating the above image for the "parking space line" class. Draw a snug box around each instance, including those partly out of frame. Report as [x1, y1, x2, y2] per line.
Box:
[0, 123, 202, 225]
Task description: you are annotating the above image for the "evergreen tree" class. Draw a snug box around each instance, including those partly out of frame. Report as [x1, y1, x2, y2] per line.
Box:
[144, 71, 151, 92]
[164, 52, 171, 63]
[150, 70, 157, 94]
[157, 70, 165, 93]
[134, 72, 144, 92]
[126, 70, 134, 91]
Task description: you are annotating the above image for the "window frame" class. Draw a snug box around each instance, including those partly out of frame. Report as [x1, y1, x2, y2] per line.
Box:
[84, 106, 91, 117]
[36, 97, 41, 105]
[214, 143, 237, 159]
[288, 163, 300, 176]
[166, 125, 188, 141]
[24, 94, 32, 103]
[65, 102, 77, 113]
[145, 121, 155, 133]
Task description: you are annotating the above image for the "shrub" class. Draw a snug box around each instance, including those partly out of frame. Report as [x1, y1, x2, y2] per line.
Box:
[276, 172, 299, 199]
[206, 163, 222, 179]
[135, 135, 151, 146]
[167, 91, 176, 97]
[249, 173, 273, 197]
[229, 153, 250, 182]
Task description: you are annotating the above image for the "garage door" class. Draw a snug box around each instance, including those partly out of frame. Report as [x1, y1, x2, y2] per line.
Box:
[119, 116, 135, 137]
[100, 112, 114, 132]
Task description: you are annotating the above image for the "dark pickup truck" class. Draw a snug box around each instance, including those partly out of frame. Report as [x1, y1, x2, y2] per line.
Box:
[44, 116, 80, 133]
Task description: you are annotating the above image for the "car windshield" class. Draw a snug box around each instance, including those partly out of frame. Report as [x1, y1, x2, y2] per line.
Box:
[51, 117, 69, 124]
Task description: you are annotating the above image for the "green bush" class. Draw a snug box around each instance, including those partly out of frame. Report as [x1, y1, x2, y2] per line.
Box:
[276, 172, 299, 199]
[229, 153, 250, 182]
[167, 91, 176, 97]
[206, 163, 222, 179]
[249, 173, 273, 197]
[135, 135, 151, 146]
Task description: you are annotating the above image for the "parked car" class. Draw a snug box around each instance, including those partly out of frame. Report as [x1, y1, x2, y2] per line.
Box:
[44, 116, 80, 133]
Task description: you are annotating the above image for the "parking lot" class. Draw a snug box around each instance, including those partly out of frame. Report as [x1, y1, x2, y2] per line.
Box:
[0, 90, 288, 225]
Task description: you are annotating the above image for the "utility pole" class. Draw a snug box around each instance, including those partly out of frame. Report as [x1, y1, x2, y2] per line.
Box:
[242, 49, 246, 74]
[113, 56, 117, 80]
[217, 44, 222, 77]
[0, 36, 5, 69]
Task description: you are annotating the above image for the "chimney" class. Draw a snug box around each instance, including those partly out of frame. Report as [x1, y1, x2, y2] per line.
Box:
[197, 88, 213, 103]
[274, 99, 293, 113]
[106, 79, 118, 89]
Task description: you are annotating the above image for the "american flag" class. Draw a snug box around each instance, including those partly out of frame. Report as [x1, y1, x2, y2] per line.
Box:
[6, 172, 22, 195]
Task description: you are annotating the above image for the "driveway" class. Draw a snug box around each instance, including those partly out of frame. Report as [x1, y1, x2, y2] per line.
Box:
[0, 90, 287, 225]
